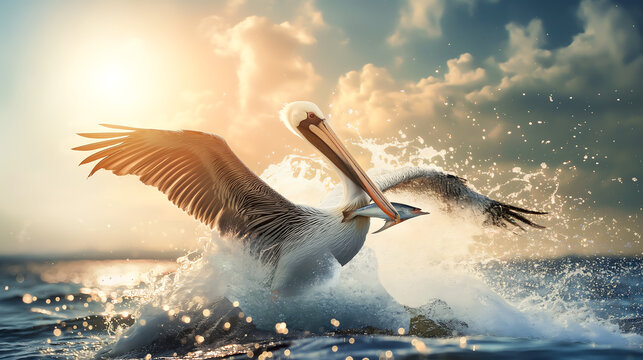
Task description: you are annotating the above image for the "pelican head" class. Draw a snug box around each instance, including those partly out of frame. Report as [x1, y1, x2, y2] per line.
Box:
[280, 101, 325, 137]
[280, 101, 400, 222]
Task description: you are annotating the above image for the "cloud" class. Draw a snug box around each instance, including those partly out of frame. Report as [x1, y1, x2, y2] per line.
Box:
[329, 53, 486, 137]
[336, 0, 641, 138]
[469, 0, 642, 102]
[184, 6, 326, 154]
[202, 15, 321, 112]
[388, 0, 495, 46]
[297, 0, 326, 29]
[388, 0, 446, 46]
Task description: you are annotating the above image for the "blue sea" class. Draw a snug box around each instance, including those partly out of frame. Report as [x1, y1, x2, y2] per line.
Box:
[0, 253, 641, 359]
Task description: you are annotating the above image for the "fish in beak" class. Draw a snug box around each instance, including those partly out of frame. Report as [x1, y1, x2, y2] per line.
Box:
[342, 202, 429, 233]
[297, 114, 400, 222]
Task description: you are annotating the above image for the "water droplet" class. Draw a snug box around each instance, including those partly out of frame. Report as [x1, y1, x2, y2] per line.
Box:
[22, 294, 33, 304]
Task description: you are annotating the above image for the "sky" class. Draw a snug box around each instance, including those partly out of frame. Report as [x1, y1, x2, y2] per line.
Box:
[0, 0, 641, 257]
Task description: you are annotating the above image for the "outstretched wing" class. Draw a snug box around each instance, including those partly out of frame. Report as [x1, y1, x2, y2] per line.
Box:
[73, 125, 304, 252]
[373, 167, 546, 230]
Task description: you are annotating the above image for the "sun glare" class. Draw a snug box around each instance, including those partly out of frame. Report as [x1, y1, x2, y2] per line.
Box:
[61, 29, 191, 127]
[76, 37, 157, 110]
[95, 62, 135, 105]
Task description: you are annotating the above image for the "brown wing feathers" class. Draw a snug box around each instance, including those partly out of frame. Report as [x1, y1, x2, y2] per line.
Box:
[73, 125, 295, 233]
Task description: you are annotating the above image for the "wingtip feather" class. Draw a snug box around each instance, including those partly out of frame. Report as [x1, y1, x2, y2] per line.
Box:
[99, 124, 141, 130]
[506, 204, 548, 215]
[88, 166, 102, 177]
[507, 209, 547, 229]
[77, 132, 129, 139]
[79, 157, 93, 166]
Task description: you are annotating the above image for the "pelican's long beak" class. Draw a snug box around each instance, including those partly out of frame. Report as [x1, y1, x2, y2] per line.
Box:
[298, 118, 400, 222]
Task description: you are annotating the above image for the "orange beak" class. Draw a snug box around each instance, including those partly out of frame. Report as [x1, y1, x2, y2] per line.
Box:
[299, 118, 400, 222]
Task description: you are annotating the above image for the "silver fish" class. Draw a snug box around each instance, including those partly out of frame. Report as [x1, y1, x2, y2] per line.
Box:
[343, 202, 429, 233]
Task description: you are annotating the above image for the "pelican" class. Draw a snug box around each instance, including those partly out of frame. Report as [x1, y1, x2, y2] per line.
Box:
[74, 101, 545, 294]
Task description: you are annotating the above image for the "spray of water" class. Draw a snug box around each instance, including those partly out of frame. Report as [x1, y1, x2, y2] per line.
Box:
[97, 136, 641, 356]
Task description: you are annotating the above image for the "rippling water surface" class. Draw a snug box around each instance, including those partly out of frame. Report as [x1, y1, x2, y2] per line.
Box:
[0, 254, 640, 359]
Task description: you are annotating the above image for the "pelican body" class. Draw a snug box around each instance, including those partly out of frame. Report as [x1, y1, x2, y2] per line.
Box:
[74, 101, 545, 295]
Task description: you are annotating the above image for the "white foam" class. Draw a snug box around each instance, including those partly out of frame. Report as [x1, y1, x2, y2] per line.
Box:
[98, 137, 641, 356]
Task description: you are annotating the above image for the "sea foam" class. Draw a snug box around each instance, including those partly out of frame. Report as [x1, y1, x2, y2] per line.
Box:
[97, 137, 641, 357]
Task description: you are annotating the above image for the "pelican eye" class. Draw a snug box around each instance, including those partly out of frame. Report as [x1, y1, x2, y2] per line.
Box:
[307, 112, 316, 119]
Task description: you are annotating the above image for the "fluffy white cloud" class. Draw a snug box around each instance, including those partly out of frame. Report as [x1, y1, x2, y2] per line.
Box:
[330, 53, 486, 137]
[203, 15, 321, 111]
[181, 5, 326, 154]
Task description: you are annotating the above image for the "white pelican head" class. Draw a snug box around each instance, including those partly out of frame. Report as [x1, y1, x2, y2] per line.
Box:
[279, 101, 400, 221]
[280, 101, 325, 138]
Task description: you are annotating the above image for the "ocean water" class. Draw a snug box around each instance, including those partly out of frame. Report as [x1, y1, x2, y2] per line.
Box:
[2, 138, 642, 359]
[0, 254, 641, 359]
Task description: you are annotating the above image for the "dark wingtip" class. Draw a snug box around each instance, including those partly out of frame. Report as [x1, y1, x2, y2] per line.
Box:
[506, 209, 547, 229]
[488, 201, 548, 231]
[505, 204, 548, 215]
[504, 215, 527, 231]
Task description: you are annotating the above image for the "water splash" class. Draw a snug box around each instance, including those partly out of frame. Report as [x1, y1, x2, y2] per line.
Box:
[95, 136, 641, 356]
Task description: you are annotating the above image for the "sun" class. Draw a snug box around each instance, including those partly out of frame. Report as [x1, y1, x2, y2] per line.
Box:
[93, 38, 149, 107]
[95, 61, 137, 106]
[63, 34, 180, 125]
[76, 38, 154, 110]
